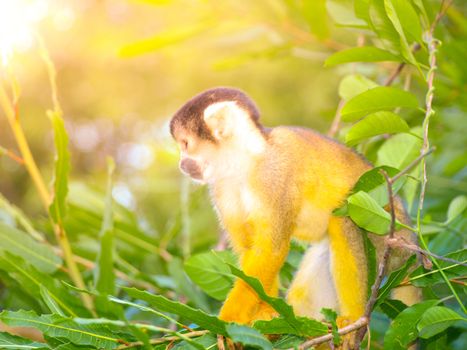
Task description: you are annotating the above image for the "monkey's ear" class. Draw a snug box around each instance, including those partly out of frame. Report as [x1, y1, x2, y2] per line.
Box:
[203, 101, 237, 140]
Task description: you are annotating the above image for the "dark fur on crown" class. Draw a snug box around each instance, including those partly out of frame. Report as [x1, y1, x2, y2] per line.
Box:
[170, 87, 261, 142]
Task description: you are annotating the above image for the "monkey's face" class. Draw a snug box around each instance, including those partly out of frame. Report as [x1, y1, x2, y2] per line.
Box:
[170, 89, 266, 184]
[172, 131, 222, 184]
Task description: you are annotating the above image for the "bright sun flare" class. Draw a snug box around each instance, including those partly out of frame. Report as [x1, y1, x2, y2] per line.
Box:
[0, 0, 48, 65]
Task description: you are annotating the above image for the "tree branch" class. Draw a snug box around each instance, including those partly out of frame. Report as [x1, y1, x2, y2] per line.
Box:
[291, 317, 368, 350]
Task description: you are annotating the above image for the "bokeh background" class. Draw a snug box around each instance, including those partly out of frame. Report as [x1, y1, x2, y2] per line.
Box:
[0, 0, 466, 273]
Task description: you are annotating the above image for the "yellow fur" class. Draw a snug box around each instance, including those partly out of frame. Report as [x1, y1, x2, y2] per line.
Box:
[171, 94, 419, 328]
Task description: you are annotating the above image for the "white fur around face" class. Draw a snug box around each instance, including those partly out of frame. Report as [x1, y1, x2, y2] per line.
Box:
[203, 101, 266, 155]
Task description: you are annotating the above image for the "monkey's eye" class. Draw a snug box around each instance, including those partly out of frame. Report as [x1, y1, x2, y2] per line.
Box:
[180, 139, 188, 151]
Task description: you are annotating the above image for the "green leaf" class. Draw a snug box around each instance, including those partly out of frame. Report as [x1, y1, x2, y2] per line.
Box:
[376, 255, 416, 306]
[338, 74, 379, 101]
[417, 306, 466, 339]
[345, 111, 410, 146]
[362, 231, 377, 298]
[409, 249, 467, 287]
[168, 257, 210, 311]
[0, 193, 44, 242]
[303, 0, 329, 39]
[347, 191, 391, 234]
[40, 285, 65, 316]
[325, 46, 401, 66]
[377, 131, 423, 169]
[228, 264, 328, 336]
[379, 299, 407, 319]
[121, 287, 228, 335]
[253, 316, 328, 337]
[385, 0, 422, 43]
[184, 250, 235, 300]
[341, 87, 419, 121]
[321, 308, 340, 345]
[445, 195, 467, 224]
[383, 300, 439, 350]
[0, 222, 61, 274]
[326, 0, 367, 27]
[0, 332, 49, 349]
[0, 310, 122, 350]
[226, 324, 272, 350]
[368, 0, 401, 48]
[120, 21, 212, 57]
[48, 110, 71, 224]
[94, 158, 116, 296]
[383, 0, 421, 67]
[0, 253, 85, 318]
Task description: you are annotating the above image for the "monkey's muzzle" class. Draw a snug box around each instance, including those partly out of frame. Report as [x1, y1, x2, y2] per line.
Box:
[180, 158, 204, 180]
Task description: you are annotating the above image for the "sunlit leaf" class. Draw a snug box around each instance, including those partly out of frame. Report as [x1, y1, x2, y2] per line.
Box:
[347, 191, 391, 234]
[184, 250, 235, 300]
[303, 0, 329, 39]
[383, 0, 420, 67]
[417, 306, 466, 339]
[325, 46, 400, 66]
[338, 74, 378, 101]
[445, 195, 467, 224]
[48, 110, 71, 224]
[94, 158, 116, 297]
[345, 111, 410, 145]
[383, 300, 438, 349]
[326, 0, 367, 27]
[226, 324, 272, 350]
[341, 87, 419, 121]
[0, 222, 61, 274]
[377, 130, 423, 169]
[120, 22, 213, 57]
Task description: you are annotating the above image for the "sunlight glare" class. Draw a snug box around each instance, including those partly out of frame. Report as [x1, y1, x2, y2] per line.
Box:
[0, 0, 49, 65]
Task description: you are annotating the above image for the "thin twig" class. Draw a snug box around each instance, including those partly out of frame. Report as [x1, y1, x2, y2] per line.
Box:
[290, 317, 368, 350]
[386, 237, 467, 267]
[0, 146, 25, 164]
[391, 147, 435, 183]
[415, 0, 466, 314]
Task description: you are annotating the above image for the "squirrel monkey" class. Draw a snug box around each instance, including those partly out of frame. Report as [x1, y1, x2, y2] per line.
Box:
[170, 87, 419, 328]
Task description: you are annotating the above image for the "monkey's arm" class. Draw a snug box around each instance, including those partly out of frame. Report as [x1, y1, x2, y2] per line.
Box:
[219, 215, 292, 324]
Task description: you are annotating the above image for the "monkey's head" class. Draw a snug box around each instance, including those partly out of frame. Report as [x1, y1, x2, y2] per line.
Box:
[170, 87, 266, 184]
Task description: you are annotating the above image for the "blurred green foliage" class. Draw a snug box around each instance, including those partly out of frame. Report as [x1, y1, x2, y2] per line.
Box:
[0, 0, 466, 349]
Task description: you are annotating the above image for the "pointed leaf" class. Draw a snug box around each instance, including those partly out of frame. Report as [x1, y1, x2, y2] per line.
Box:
[0, 332, 49, 349]
[184, 250, 235, 300]
[377, 131, 423, 169]
[121, 287, 228, 335]
[383, 300, 438, 350]
[338, 74, 378, 101]
[94, 158, 116, 296]
[417, 306, 466, 339]
[325, 46, 401, 67]
[345, 111, 410, 146]
[445, 195, 467, 224]
[226, 324, 272, 350]
[341, 87, 419, 121]
[0, 310, 123, 350]
[48, 111, 71, 224]
[0, 222, 61, 274]
[347, 191, 391, 234]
